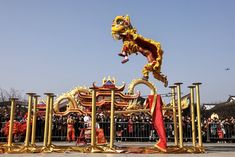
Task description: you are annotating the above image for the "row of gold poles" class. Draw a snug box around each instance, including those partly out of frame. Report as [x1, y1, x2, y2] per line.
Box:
[90, 88, 116, 149]
[7, 98, 18, 147]
[188, 85, 196, 147]
[25, 93, 36, 147]
[7, 92, 55, 150]
[174, 83, 183, 148]
[91, 89, 97, 147]
[169, 86, 178, 146]
[31, 95, 40, 146]
[171, 82, 202, 148]
[193, 83, 203, 147]
[48, 94, 55, 147]
[188, 83, 203, 147]
[24, 93, 41, 150]
[43, 93, 55, 149]
[110, 89, 115, 149]
[22, 92, 55, 150]
[8, 94, 40, 149]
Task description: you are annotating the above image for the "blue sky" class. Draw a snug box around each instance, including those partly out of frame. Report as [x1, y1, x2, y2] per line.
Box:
[0, 0, 234, 103]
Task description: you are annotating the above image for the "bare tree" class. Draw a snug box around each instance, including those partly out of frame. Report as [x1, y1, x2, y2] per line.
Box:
[0, 88, 7, 102]
[0, 88, 23, 102]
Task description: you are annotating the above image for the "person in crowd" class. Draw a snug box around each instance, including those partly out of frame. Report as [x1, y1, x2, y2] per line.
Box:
[36, 115, 44, 141]
[116, 117, 123, 142]
[96, 121, 107, 144]
[217, 125, 224, 142]
[84, 113, 91, 128]
[67, 115, 75, 142]
[210, 118, 218, 138]
[127, 117, 134, 140]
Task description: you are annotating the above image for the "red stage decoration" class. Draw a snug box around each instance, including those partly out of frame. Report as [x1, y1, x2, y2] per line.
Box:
[145, 95, 167, 152]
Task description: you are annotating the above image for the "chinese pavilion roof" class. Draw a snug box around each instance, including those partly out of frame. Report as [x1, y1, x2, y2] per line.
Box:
[92, 76, 125, 91]
[76, 77, 140, 108]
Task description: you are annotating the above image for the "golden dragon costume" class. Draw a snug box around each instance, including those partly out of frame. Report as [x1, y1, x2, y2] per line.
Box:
[111, 15, 168, 87]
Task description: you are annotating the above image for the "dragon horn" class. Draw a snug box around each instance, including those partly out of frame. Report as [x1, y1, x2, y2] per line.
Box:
[125, 15, 130, 23]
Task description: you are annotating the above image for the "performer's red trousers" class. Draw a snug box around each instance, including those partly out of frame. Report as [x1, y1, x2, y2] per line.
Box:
[67, 126, 75, 142]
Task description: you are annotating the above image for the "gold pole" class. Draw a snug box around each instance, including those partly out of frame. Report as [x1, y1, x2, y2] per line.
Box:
[47, 94, 55, 147]
[91, 89, 96, 146]
[174, 82, 183, 148]
[169, 85, 178, 146]
[110, 89, 115, 149]
[188, 86, 196, 147]
[43, 93, 52, 147]
[25, 93, 36, 147]
[31, 95, 40, 146]
[193, 82, 203, 147]
[8, 98, 18, 147]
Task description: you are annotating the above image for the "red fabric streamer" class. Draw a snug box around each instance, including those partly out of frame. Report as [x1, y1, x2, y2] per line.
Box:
[146, 94, 167, 152]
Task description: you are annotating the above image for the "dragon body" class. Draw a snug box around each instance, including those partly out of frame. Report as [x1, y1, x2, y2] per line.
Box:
[111, 15, 168, 87]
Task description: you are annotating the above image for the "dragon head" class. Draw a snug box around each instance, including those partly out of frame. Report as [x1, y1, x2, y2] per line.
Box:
[111, 15, 135, 40]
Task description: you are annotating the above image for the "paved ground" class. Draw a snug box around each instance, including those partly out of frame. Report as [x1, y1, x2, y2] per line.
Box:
[1, 142, 235, 157]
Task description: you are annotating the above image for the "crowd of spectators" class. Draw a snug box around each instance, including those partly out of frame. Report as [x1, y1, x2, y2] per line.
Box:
[0, 103, 235, 143]
[202, 115, 235, 143]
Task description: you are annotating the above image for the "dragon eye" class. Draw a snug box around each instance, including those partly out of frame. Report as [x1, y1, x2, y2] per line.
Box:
[116, 19, 124, 25]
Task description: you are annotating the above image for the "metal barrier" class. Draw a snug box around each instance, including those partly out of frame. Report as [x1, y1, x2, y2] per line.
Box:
[1, 120, 235, 143]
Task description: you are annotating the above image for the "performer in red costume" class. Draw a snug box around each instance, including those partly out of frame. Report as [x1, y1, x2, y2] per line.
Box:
[2, 120, 21, 142]
[96, 128, 107, 144]
[145, 94, 167, 152]
[67, 115, 75, 142]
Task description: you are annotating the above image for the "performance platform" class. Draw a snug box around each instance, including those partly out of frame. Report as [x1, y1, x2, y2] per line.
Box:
[1, 142, 235, 157]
